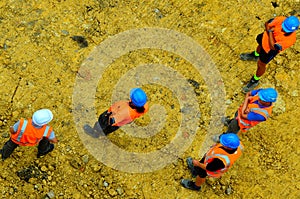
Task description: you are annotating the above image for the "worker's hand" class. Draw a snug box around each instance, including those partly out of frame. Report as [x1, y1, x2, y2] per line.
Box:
[50, 137, 58, 143]
[109, 117, 115, 125]
[244, 107, 250, 114]
[9, 126, 16, 134]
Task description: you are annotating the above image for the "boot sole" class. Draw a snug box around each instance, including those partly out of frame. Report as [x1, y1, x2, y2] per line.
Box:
[240, 53, 259, 61]
[242, 82, 259, 93]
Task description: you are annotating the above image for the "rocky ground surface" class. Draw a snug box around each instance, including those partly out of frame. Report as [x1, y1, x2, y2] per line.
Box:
[0, 0, 299, 198]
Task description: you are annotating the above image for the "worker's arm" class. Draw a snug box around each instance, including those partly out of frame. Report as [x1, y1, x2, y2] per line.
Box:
[267, 29, 276, 50]
[265, 19, 276, 50]
[240, 92, 251, 119]
[10, 121, 20, 134]
[193, 159, 207, 170]
[48, 131, 58, 143]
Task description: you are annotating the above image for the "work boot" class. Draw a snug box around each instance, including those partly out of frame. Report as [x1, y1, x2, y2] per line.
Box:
[240, 51, 259, 61]
[242, 78, 259, 93]
[221, 116, 231, 127]
[186, 157, 197, 178]
[180, 179, 201, 191]
[83, 124, 101, 138]
[212, 134, 221, 143]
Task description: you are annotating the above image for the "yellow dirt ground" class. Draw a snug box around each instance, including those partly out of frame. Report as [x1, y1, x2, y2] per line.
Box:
[0, 0, 299, 198]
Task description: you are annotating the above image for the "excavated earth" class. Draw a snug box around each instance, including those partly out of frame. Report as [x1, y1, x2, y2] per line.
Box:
[0, 0, 299, 198]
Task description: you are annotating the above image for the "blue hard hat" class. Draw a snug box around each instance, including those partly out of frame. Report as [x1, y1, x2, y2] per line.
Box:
[220, 133, 240, 149]
[282, 16, 299, 33]
[130, 88, 147, 107]
[32, 109, 53, 126]
[258, 88, 278, 103]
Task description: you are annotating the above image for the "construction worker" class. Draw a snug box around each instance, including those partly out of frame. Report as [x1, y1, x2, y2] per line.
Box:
[181, 133, 243, 191]
[240, 16, 299, 93]
[84, 88, 149, 137]
[0, 109, 57, 160]
[222, 88, 277, 134]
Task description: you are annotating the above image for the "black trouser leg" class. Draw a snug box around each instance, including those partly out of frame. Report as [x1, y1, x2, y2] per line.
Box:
[226, 118, 240, 134]
[93, 121, 103, 133]
[103, 125, 119, 135]
[1, 139, 18, 160]
[98, 111, 119, 135]
[37, 138, 54, 157]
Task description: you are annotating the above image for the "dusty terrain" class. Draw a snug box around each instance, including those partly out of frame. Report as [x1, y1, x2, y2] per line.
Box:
[0, 0, 299, 198]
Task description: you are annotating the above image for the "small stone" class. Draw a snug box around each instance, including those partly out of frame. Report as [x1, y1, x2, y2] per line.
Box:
[92, 165, 101, 172]
[226, 186, 232, 195]
[61, 30, 69, 35]
[2, 132, 9, 138]
[9, 187, 14, 195]
[103, 181, 109, 187]
[82, 155, 89, 164]
[41, 166, 47, 172]
[154, 8, 163, 19]
[46, 190, 55, 198]
[108, 189, 117, 197]
[116, 187, 124, 195]
[66, 146, 72, 152]
[48, 165, 55, 171]
[291, 90, 298, 97]
[225, 99, 232, 105]
[70, 159, 83, 169]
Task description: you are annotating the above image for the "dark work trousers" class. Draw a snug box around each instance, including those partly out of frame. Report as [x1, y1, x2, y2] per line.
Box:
[37, 138, 54, 157]
[98, 110, 119, 135]
[1, 138, 54, 160]
[226, 111, 240, 134]
[1, 139, 18, 160]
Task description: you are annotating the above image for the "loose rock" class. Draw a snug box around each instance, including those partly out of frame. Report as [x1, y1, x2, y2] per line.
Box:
[108, 189, 117, 197]
[116, 187, 124, 195]
[226, 186, 232, 195]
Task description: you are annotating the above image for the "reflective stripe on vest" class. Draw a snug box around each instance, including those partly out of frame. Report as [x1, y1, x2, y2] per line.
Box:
[250, 107, 270, 118]
[17, 120, 28, 142]
[238, 118, 251, 127]
[43, 126, 50, 137]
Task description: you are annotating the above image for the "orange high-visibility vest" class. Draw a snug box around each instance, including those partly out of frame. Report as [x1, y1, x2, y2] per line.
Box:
[10, 118, 52, 146]
[108, 101, 149, 127]
[204, 143, 243, 178]
[262, 16, 297, 53]
[237, 95, 273, 132]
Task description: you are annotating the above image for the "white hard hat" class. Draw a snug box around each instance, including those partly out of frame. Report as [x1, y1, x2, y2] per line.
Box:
[32, 109, 53, 126]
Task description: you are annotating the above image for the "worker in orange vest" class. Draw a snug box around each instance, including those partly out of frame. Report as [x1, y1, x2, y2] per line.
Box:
[240, 16, 299, 93]
[181, 133, 243, 191]
[222, 88, 277, 135]
[0, 109, 57, 160]
[84, 88, 149, 137]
